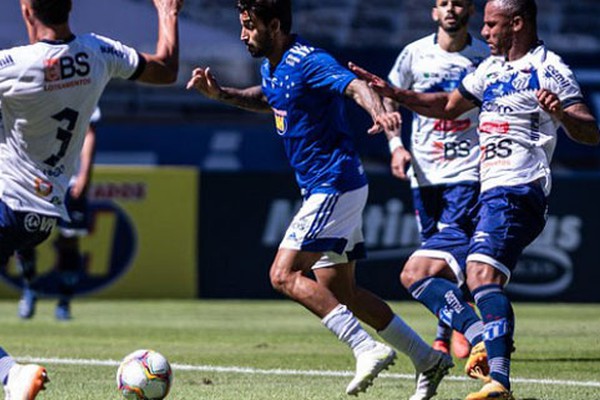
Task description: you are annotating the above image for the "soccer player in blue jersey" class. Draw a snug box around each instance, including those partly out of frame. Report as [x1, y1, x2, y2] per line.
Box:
[0, 0, 183, 398]
[187, 0, 453, 398]
[350, 0, 599, 398]
[383, 0, 489, 363]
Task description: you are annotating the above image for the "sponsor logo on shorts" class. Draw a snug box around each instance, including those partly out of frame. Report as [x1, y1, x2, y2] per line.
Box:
[23, 213, 56, 233]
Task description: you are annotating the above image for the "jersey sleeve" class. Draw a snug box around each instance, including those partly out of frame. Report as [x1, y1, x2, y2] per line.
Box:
[301, 50, 356, 94]
[542, 57, 584, 109]
[458, 59, 489, 107]
[92, 34, 143, 81]
[387, 46, 413, 89]
[0, 49, 18, 97]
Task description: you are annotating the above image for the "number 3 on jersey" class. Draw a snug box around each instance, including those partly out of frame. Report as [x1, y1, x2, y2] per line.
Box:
[44, 107, 79, 167]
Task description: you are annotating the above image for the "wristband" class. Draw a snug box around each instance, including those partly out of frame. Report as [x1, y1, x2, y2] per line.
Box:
[388, 136, 404, 154]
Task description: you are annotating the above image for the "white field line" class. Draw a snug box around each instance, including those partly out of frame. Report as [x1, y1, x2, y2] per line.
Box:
[17, 356, 600, 388]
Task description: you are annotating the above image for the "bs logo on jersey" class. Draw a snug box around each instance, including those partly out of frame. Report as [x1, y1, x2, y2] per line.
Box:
[44, 52, 90, 82]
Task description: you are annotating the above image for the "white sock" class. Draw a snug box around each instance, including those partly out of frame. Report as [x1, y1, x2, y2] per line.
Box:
[0, 347, 16, 385]
[378, 314, 437, 372]
[322, 304, 376, 357]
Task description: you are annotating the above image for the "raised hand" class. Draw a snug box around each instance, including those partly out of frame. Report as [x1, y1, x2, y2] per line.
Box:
[368, 111, 402, 135]
[186, 67, 222, 99]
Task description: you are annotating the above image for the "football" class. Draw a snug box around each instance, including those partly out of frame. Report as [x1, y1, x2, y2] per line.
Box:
[116, 349, 173, 400]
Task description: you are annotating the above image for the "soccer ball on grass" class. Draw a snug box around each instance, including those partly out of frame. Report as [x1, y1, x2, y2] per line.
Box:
[116, 349, 173, 399]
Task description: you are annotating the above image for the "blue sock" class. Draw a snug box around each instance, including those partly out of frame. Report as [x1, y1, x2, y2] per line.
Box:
[435, 320, 452, 342]
[409, 277, 484, 345]
[473, 284, 514, 390]
[0, 347, 16, 385]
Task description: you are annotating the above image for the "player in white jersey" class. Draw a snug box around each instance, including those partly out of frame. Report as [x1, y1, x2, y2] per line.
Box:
[0, 0, 183, 398]
[16, 106, 101, 321]
[187, 0, 454, 398]
[350, 0, 599, 399]
[384, 0, 489, 365]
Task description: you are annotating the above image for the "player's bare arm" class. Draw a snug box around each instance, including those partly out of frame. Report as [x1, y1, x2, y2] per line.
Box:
[348, 62, 399, 101]
[349, 62, 475, 119]
[186, 67, 271, 113]
[382, 97, 411, 180]
[345, 79, 401, 135]
[537, 90, 600, 146]
[71, 124, 97, 199]
[137, 0, 184, 84]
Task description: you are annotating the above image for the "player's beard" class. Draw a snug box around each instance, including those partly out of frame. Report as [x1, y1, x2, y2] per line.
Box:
[246, 33, 274, 58]
[440, 13, 470, 33]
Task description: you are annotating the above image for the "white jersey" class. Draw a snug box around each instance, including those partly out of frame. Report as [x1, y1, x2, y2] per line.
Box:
[460, 43, 584, 195]
[388, 33, 489, 188]
[0, 34, 140, 219]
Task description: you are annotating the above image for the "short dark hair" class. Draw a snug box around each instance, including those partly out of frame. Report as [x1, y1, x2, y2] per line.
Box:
[236, 0, 292, 34]
[491, 0, 537, 26]
[31, 0, 72, 25]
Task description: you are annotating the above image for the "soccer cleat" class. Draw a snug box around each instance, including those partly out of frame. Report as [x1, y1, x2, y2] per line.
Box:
[346, 342, 396, 396]
[409, 351, 454, 400]
[451, 331, 472, 359]
[465, 380, 514, 400]
[17, 289, 37, 320]
[55, 299, 71, 321]
[432, 339, 450, 355]
[4, 364, 49, 400]
[464, 342, 490, 381]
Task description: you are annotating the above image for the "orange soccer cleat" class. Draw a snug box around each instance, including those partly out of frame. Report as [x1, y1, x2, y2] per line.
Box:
[464, 342, 490, 381]
[465, 380, 514, 400]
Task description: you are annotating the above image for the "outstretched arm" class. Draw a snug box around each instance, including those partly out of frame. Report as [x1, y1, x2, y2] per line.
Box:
[136, 0, 184, 84]
[537, 90, 600, 145]
[345, 79, 401, 134]
[186, 67, 271, 113]
[348, 62, 476, 119]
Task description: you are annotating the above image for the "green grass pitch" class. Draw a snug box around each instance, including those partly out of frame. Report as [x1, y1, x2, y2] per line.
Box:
[1, 300, 599, 399]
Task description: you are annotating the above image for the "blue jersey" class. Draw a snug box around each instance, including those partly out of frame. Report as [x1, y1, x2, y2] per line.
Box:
[260, 36, 367, 196]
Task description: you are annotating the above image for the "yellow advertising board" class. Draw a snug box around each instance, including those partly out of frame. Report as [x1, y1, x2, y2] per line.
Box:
[0, 166, 198, 299]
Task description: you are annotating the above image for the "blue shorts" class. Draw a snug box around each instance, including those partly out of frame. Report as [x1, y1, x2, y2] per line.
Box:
[410, 182, 479, 285]
[467, 182, 548, 281]
[0, 200, 58, 265]
[412, 182, 479, 242]
[57, 189, 90, 237]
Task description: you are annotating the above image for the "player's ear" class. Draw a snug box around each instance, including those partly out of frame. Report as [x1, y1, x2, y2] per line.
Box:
[20, 0, 34, 23]
[269, 18, 281, 34]
[511, 15, 524, 33]
[431, 6, 440, 23]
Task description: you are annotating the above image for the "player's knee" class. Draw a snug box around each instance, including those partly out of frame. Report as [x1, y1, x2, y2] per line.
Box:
[269, 264, 293, 294]
[400, 259, 424, 289]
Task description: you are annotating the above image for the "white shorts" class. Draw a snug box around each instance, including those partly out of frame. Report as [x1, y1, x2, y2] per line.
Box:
[279, 185, 368, 269]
